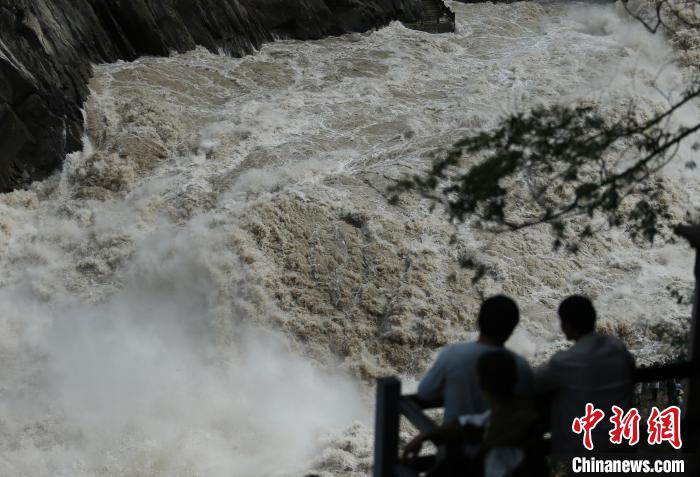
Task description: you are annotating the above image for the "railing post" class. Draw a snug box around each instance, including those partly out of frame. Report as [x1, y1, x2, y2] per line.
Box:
[374, 377, 401, 477]
[685, 251, 700, 452]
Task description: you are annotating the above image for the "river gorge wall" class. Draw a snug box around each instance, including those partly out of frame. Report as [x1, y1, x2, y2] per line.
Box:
[0, 0, 420, 193]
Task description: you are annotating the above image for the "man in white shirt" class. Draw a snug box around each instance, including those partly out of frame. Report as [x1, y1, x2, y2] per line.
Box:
[417, 295, 533, 423]
[405, 350, 546, 477]
[535, 295, 634, 455]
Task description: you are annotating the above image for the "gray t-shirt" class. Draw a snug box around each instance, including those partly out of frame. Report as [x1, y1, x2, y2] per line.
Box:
[417, 341, 534, 423]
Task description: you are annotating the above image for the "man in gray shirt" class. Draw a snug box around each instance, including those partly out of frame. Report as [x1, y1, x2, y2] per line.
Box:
[417, 295, 534, 423]
[535, 295, 634, 455]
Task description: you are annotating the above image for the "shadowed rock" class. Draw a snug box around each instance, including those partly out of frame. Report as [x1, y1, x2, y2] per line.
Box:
[0, 0, 420, 192]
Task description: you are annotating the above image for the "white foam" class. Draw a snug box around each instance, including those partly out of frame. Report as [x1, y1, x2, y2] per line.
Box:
[2, 1, 699, 475]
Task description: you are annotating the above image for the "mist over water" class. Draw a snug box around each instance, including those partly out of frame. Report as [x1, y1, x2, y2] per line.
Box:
[1, 224, 366, 476]
[1, 2, 699, 475]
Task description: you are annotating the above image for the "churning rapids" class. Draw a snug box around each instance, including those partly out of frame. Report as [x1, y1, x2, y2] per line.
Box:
[2, 1, 700, 476]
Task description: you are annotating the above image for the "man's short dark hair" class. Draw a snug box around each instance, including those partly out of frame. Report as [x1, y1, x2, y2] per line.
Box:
[477, 295, 519, 344]
[478, 350, 516, 398]
[558, 295, 596, 334]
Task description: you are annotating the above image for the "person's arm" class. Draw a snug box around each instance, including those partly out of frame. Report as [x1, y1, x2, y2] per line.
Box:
[533, 359, 561, 395]
[402, 421, 484, 461]
[674, 224, 700, 315]
[533, 358, 563, 434]
[626, 348, 636, 376]
[417, 349, 448, 405]
[515, 355, 535, 394]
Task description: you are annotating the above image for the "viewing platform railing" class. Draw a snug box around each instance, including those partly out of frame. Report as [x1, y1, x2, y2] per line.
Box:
[375, 246, 700, 476]
[373, 361, 695, 477]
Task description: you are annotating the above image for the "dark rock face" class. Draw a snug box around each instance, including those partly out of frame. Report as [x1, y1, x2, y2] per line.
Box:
[0, 0, 420, 192]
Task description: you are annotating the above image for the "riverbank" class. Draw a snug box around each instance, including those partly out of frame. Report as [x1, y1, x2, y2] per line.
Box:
[0, 0, 421, 192]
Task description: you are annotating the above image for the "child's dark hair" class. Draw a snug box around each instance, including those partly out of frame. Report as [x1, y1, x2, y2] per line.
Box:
[478, 350, 516, 398]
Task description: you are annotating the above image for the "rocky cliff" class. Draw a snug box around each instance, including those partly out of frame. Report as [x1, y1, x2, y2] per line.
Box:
[0, 0, 420, 192]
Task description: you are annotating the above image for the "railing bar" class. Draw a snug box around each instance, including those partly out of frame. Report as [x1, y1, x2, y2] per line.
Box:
[374, 377, 401, 477]
[400, 363, 693, 411]
[633, 361, 692, 382]
[399, 397, 440, 433]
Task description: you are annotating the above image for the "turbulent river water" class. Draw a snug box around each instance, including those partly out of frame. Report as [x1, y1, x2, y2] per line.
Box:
[2, 1, 700, 476]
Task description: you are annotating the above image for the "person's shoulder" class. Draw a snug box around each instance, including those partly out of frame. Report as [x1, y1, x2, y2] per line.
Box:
[434, 341, 470, 360]
[509, 350, 532, 369]
[598, 333, 632, 354]
[447, 341, 498, 365]
[603, 333, 628, 347]
[444, 340, 478, 353]
[547, 346, 576, 367]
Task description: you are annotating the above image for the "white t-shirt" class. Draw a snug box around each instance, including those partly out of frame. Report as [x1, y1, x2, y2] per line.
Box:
[458, 411, 524, 477]
[535, 332, 634, 454]
[418, 341, 533, 423]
